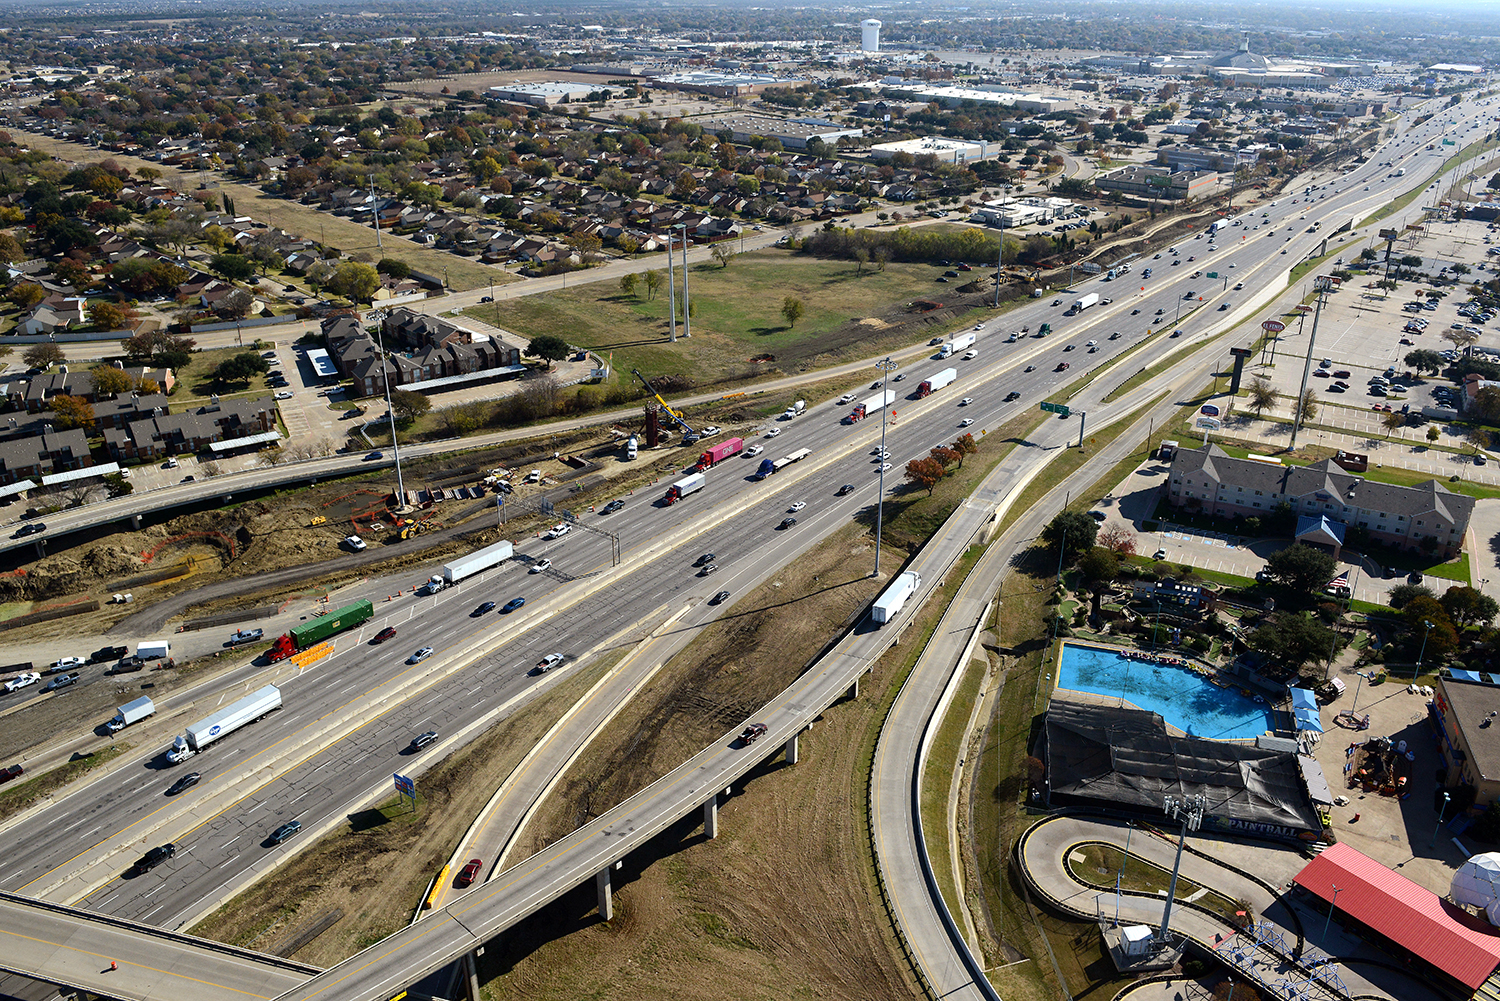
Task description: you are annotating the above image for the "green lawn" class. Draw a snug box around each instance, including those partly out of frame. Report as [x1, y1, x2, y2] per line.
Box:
[461, 251, 986, 384]
[175, 345, 283, 402]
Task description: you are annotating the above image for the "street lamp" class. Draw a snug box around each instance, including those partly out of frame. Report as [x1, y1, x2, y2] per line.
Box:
[1431, 791, 1451, 849]
[1321, 883, 1342, 944]
[872, 356, 898, 578]
[1416, 619, 1434, 678]
[1158, 794, 1205, 946]
[367, 310, 407, 510]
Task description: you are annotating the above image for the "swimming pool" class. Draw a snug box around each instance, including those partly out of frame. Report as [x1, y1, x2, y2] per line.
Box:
[1057, 644, 1276, 740]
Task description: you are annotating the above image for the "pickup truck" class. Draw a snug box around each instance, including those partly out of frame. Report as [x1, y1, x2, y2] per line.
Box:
[45, 674, 78, 691]
[89, 646, 128, 664]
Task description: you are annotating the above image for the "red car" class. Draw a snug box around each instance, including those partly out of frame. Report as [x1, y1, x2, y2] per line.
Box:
[1056, 361, 1070, 372]
[456, 858, 483, 887]
[373, 626, 397, 644]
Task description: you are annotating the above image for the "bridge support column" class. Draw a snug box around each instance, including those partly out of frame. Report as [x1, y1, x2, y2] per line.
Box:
[845, 675, 860, 701]
[784, 732, 799, 765]
[130, 514, 141, 530]
[463, 950, 481, 1001]
[704, 794, 718, 839]
[596, 865, 613, 921]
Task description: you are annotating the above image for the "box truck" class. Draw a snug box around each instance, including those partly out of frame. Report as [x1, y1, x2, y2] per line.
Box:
[136, 640, 171, 662]
[940, 332, 977, 358]
[846, 389, 896, 423]
[695, 437, 743, 472]
[916, 367, 957, 398]
[1066, 292, 1099, 315]
[664, 472, 706, 505]
[107, 696, 155, 732]
[782, 400, 806, 420]
[167, 685, 281, 764]
[268, 599, 375, 662]
[422, 539, 514, 593]
[872, 571, 922, 624]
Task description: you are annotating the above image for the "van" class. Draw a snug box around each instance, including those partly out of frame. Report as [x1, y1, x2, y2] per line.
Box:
[962, 349, 978, 360]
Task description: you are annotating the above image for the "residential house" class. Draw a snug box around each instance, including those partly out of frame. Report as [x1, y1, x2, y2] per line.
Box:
[0, 429, 93, 486]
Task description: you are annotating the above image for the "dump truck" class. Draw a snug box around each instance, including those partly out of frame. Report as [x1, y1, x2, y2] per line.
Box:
[940, 332, 977, 358]
[664, 472, 706, 505]
[916, 367, 957, 398]
[422, 539, 514, 593]
[136, 640, 171, 662]
[267, 599, 375, 662]
[167, 685, 281, 764]
[695, 437, 743, 472]
[846, 389, 896, 423]
[1066, 292, 1099, 315]
[872, 570, 922, 625]
[107, 696, 155, 733]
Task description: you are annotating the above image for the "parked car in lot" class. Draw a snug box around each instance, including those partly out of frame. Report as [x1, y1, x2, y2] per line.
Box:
[4, 672, 40, 693]
[50, 656, 85, 671]
[344, 534, 366, 551]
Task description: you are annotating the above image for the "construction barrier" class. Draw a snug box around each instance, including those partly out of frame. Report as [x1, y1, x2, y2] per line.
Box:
[291, 641, 333, 668]
[424, 865, 450, 909]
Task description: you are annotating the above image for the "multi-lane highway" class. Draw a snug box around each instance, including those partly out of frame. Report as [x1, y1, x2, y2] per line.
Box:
[0, 91, 1493, 1001]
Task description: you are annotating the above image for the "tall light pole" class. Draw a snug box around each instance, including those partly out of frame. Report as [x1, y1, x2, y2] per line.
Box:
[368, 175, 383, 252]
[665, 229, 677, 343]
[1289, 277, 1334, 452]
[1416, 619, 1434, 677]
[1431, 791, 1451, 849]
[872, 357, 898, 578]
[678, 224, 691, 338]
[1320, 883, 1342, 943]
[1158, 794, 1205, 948]
[367, 309, 406, 509]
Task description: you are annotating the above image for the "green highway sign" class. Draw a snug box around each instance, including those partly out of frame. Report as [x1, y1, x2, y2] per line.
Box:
[1040, 401, 1071, 417]
[1206, 272, 1219, 279]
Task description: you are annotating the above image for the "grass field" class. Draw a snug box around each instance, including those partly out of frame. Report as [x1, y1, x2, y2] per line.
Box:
[464, 252, 988, 385]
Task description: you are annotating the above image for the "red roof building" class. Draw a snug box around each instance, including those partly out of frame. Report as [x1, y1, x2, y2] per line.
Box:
[1294, 842, 1500, 991]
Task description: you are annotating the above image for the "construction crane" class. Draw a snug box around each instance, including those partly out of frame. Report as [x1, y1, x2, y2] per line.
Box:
[631, 369, 696, 436]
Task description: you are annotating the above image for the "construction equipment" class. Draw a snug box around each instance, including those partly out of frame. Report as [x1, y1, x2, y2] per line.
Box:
[631, 369, 696, 436]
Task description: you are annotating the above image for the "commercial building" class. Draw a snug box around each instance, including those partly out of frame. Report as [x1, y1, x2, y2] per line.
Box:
[698, 114, 862, 150]
[1156, 146, 1260, 173]
[861, 19, 881, 53]
[1432, 677, 1500, 809]
[878, 82, 1072, 115]
[1094, 164, 1219, 201]
[869, 136, 995, 164]
[968, 196, 1073, 228]
[486, 81, 597, 106]
[1167, 444, 1473, 559]
[650, 71, 799, 98]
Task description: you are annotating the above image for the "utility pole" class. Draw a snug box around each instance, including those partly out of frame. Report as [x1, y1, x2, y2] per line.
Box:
[1158, 794, 1205, 949]
[369, 175, 382, 252]
[369, 310, 406, 509]
[1289, 277, 1333, 452]
[665, 229, 677, 343]
[872, 357, 898, 578]
[679, 224, 691, 338]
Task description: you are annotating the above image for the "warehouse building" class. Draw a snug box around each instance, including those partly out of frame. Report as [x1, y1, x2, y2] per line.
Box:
[1094, 164, 1219, 201]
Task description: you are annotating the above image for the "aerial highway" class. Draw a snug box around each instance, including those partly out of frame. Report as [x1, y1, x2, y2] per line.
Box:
[0, 92, 1491, 1001]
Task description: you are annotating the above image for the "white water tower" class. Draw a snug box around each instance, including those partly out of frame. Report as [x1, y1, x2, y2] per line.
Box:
[861, 18, 882, 53]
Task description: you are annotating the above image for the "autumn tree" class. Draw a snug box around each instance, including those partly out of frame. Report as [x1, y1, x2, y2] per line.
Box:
[22, 342, 64, 370]
[1098, 524, 1137, 556]
[389, 389, 431, 426]
[89, 363, 132, 397]
[87, 300, 134, 331]
[949, 433, 977, 468]
[643, 269, 664, 300]
[904, 456, 946, 495]
[326, 261, 380, 303]
[710, 244, 736, 268]
[9, 282, 45, 311]
[49, 394, 95, 430]
[930, 445, 960, 468]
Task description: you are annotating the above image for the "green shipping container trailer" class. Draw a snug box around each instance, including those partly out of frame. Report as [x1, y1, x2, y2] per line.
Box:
[288, 599, 375, 647]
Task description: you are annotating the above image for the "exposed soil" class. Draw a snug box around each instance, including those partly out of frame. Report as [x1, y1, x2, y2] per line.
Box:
[483, 523, 915, 1001]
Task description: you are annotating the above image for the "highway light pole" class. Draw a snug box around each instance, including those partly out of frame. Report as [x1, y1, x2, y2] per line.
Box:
[873, 356, 898, 579]
[368, 309, 407, 510]
[1288, 277, 1333, 452]
[665, 229, 677, 342]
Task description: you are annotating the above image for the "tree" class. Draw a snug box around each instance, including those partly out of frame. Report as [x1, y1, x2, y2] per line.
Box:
[9, 282, 45, 311]
[1387, 583, 1434, 610]
[643, 269, 663, 300]
[389, 389, 431, 425]
[1263, 542, 1337, 594]
[376, 258, 412, 280]
[1469, 427, 1492, 457]
[218, 288, 255, 319]
[1427, 426, 1442, 445]
[780, 296, 805, 328]
[1076, 546, 1120, 590]
[1247, 376, 1278, 418]
[326, 261, 380, 303]
[1249, 612, 1337, 673]
[1445, 327, 1481, 356]
[1042, 510, 1098, 561]
[710, 244, 736, 269]
[1382, 410, 1406, 438]
[1405, 349, 1446, 374]
[524, 333, 571, 371]
[87, 300, 133, 331]
[101, 472, 132, 497]
[1403, 596, 1459, 660]
[1441, 585, 1499, 628]
[22, 343, 64, 370]
[949, 433, 977, 468]
[1295, 389, 1318, 425]
[210, 253, 256, 282]
[904, 456, 946, 495]
[436, 401, 487, 436]
[49, 393, 95, 430]
[89, 363, 132, 397]
[1098, 524, 1137, 556]
[213, 351, 269, 386]
[122, 329, 195, 369]
[618, 272, 639, 298]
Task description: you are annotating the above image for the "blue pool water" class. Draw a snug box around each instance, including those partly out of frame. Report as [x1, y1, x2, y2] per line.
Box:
[1057, 645, 1275, 740]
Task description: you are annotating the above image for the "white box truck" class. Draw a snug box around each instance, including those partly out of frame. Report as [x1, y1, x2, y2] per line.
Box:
[872, 571, 921, 624]
[1066, 292, 1100, 315]
[424, 539, 514, 593]
[136, 640, 171, 662]
[940, 332, 977, 358]
[107, 696, 155, 732]
[663, 471, 706, 505]
[168, 684, 281, 764]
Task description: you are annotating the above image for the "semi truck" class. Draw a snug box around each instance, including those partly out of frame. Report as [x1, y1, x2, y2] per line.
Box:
[940, 332, 977, 358]
[781, 400, 806, 420]
[872, 570, 922, 625]
[754, 458, 776, 479]
[664, 472, 706, 505]
[137, 640, 171, 662]
[167, 685, 282, 764]
[107, 696, 155, 732]
[422, 539, 514, 593]
[695, 437, 743, 472]
[1209, 219, 1228, 235]
[1066, 292, 1100, 315]
[916, 367, 957, 398]
[267, 599, 376, 662]
[846, 389, 896, 423]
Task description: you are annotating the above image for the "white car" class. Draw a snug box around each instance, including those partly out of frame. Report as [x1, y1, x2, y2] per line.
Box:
[837, 394, 854, 405]
[51, 656, 85, 670]
[274, 390, 294, 400]
[529, 559, 552, 574]
[745, 445, 764, 457]
[1085, 340, 1097, 347]
[959, 397, 973, 406]
[4, 672, 40, 693]
[702, 425, 721, 436]
[789, 501, 806, 512]
[765, 428, 781, 438]
[544, 523, 571, 539]
[959, 418, 974, 428]
[344, 535, 366, 551]
[878, 462, 892, 472]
